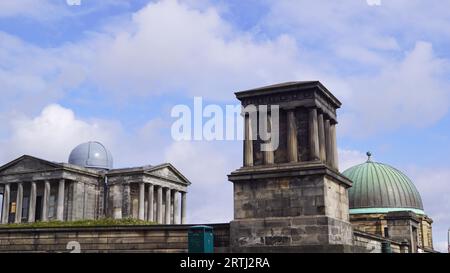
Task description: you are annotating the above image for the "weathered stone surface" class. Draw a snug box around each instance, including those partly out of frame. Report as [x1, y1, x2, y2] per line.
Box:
[0, 224, 230, 253]
[229, 82, 354, 252]
[0, 156, 190, 224]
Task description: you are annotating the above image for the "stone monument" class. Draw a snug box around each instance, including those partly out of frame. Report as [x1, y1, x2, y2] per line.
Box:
[228, 81, 354, 252]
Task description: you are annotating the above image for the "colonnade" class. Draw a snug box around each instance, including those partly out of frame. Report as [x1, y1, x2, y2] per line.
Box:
[126, 183, 186, 224]
[0, 179, 65, 224]
[243, 107, 339, 169]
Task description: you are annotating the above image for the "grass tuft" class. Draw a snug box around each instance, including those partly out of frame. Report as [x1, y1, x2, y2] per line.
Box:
[0, 218, 155, 229]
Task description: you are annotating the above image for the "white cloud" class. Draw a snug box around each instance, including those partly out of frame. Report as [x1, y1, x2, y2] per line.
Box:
[87, 0, 303, 100]
[264, 1, 450, 135]
[340, 41, 450, 136]
[0, 104, 120, 164]
[0, 0, 130, 21]
[0, 0, 64, 19]
[2, 0, 449, 136]
[0, 31, 89, 119]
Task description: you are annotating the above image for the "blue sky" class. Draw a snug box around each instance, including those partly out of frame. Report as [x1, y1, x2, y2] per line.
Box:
[0, 0, 449, 252]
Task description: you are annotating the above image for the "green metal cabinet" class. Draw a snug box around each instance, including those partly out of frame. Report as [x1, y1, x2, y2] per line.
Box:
[188, 225, 214, 253]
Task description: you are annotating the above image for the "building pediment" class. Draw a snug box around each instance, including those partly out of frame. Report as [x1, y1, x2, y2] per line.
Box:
[0, 155, 62, 175]
[146, 163, 191, 185]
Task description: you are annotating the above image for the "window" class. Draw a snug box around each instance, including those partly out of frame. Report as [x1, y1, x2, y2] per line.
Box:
[384, 227, 389, 238]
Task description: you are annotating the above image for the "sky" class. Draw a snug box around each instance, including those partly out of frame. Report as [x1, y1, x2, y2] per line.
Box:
[0, 0, 449, 252]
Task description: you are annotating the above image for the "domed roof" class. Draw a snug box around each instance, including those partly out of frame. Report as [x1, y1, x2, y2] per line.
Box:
[342, 152, 424, 215]
[68, 141, 113, 170]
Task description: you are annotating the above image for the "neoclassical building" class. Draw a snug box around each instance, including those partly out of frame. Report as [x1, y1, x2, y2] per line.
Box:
[342, 153, 434, 252]
[0, 141, 190, 224]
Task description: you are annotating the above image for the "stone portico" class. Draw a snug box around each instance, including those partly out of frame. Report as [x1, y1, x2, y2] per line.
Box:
[0, 151, 190, 225]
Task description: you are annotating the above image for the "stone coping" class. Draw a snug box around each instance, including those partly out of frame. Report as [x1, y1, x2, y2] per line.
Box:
[0, 223, 230, 233]
[228, 162, 352, 187]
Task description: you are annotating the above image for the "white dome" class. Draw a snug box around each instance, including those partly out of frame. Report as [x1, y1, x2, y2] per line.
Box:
[68, 141, 113, 170]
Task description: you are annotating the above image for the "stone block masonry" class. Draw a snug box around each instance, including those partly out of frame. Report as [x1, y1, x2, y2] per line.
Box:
[0, 224, 230, 253]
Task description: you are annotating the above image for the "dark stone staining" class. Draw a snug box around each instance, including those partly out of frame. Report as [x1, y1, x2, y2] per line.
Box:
[265, 236, 290, 246]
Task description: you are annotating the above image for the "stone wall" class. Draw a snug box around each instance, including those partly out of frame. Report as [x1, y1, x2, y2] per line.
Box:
[353, 230, 402, 253]
[0, 223, 416, 253]
[0, 224, 230, 253]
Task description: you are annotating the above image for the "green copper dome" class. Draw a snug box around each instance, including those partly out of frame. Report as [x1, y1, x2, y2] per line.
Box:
[342, 153, 424, 215]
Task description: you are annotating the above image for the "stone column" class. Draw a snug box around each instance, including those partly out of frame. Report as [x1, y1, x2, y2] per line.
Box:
[42, 181, 50, 221]
[165, 188, 171, 224]
[122, 183, 131, 218]
[309, 108, 320, 161]
[173, 191, 180, 224]
[263, 112, 274, 165]
[56, 179, 65, 221]
[181, 191, 187, 224]
[330, 123, 339, 170]
[147, 184, 154, 222]
[14, 183, 23, 223]
[244, 114, 254, 167]
[287, 109, 298, 162]
[28, 182, 37, 223]
[157, 186, 163, 224]
[138, 182, 145, 220]
[324, 119, 332, 167]
[1, 184, 10, 224]
[318, 112, 326, 162]
[111, 184, 123, 219]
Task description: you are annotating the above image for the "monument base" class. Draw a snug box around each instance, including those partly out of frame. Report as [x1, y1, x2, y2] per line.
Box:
[230, 215, 353, 251]
[228, 163, 354, 252]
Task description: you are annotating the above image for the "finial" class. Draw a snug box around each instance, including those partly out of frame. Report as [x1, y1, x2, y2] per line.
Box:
[366, 151, 372, 162]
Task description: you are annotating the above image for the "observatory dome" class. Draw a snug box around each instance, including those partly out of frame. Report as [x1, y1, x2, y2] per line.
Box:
[68, 141, 113, 170]
[342, 152, 424, 215]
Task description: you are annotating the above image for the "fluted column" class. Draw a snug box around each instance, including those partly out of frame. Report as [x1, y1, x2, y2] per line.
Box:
[287, 110, 298, 162]
[56, 179, 65, 221]
[157, 186, 163, 224]
[324, 119, 332, 167]
[318, 113, 326, 162]
[14, 183, 23, 223]
[263, 112, 274, 164]
[28, 182, 37, 223]
[42, 181, 50, 221]
[181, 191, 187, 224]
[330, 123, 339, 170]
[309, 108, 320, 161]
[138, 182, 145, 220]
[244, 114, 254, 166]
[147, 184, 154, 222]
[173, 191, 180, 224]
[165, 188, 171, 224]
[1, 184, 10, 224]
